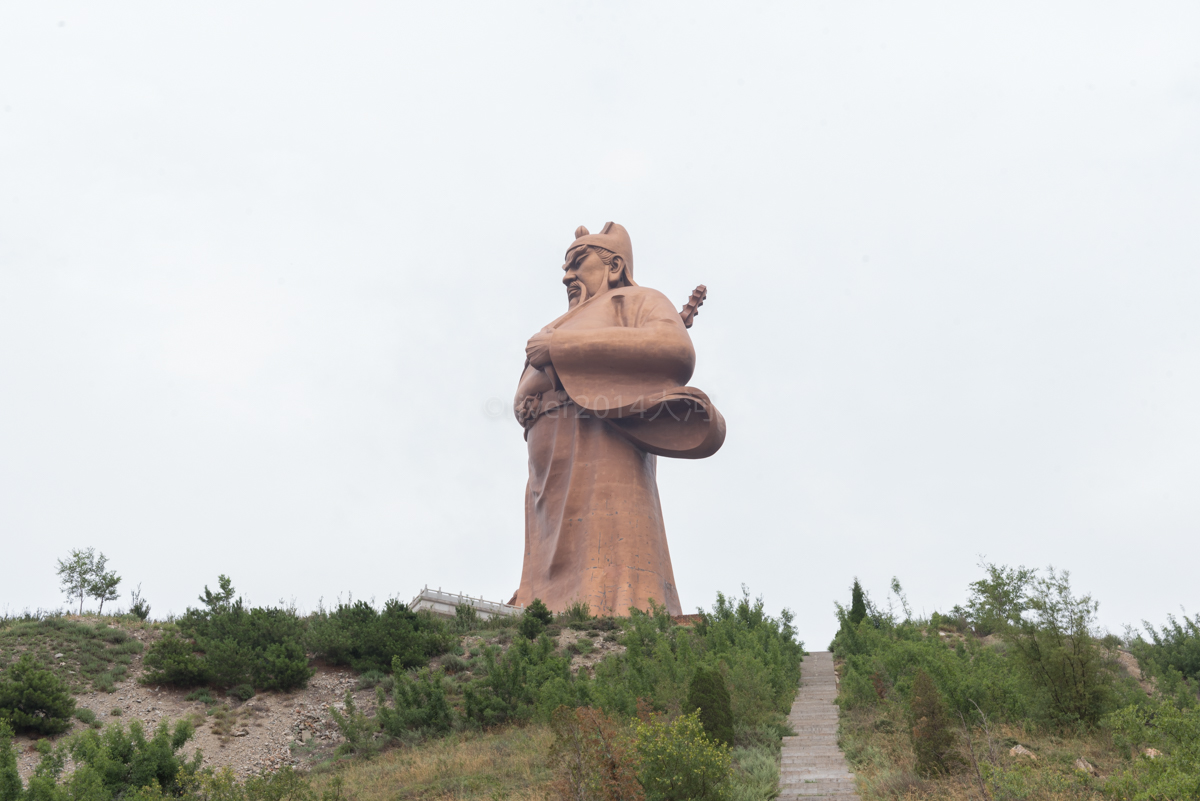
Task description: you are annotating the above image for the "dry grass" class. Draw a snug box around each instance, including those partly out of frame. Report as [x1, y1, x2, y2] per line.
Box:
[839, 703, 1126, 800]
[306, 724, 555, 801]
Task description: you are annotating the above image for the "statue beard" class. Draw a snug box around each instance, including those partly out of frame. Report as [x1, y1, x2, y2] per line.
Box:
[567, 280, 589, 307]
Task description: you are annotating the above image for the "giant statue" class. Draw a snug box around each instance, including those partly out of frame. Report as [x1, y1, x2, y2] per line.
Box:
[510, 223, 725, 617]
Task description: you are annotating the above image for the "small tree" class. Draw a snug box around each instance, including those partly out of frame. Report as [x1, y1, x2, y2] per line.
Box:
[89, 552, 121, 615]
[849, 579, 867, 626]
[129, 583, 151, 621]
[57, 547, 97, 614]
[910, 669, 959, 776]
[0, 653, 76, 736]
[686, 667, 734, 746]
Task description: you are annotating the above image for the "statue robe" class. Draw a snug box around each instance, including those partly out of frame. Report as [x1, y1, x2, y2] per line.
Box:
[511, 285, 725, 617]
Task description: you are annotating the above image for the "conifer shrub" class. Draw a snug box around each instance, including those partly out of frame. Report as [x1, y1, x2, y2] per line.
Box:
[526, 598, 553, 624]
[687, 666, 734, 746]
[143, 576, 313, 693]
[306, 598, 453, 674]
[849, 579, 868, 626]
[909, 669, 960, 777]
[0, 653, 76, 735]
[0, 723, 18, 801]
[377, 664, 453, 737]
[519, 612, 546, 641]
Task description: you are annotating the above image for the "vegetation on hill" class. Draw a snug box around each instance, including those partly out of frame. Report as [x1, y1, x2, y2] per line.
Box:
[1, 583, 804, 801]
[0, 614, 144, 694]
[831, 565, 1200, 800]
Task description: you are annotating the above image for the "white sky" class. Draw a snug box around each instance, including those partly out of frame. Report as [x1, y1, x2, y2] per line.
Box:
[1, 3, 1197, 648]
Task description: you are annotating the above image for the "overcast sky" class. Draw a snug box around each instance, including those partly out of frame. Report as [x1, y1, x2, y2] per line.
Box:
[2, 3, 1197, 648]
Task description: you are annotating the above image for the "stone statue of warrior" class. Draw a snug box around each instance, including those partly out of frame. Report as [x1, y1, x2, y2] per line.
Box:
[510, 222, 725, 617]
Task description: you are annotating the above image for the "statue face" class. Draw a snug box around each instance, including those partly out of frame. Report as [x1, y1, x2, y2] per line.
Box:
[562, 248, 611, 308]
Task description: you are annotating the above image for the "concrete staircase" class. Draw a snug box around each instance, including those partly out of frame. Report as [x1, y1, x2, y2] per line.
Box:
[778, 650, 860, 800]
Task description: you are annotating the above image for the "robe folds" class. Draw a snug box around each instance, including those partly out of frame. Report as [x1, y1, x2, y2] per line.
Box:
[511, 285, 725, 617]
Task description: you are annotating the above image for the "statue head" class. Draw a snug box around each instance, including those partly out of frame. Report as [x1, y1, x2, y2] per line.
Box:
[562, 222, 636, 308]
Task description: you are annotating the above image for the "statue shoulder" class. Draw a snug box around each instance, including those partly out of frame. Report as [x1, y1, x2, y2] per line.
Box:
[608, 285, 676, 311]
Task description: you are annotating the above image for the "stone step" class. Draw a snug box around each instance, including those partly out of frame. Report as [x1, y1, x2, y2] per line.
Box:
[779, 651, 857, 799]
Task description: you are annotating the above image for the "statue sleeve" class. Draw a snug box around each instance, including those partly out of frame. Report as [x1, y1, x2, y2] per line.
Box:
[549, 289, 695, 412]
[548, 288, 726, 459]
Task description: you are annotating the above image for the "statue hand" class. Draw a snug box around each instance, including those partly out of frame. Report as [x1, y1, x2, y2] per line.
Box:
[526, 331, 553, 369]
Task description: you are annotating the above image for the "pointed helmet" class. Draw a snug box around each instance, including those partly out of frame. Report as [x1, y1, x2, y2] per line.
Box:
[565, 222, 637, 286]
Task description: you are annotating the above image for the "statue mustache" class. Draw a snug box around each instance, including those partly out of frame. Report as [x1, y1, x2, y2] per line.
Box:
[565, 279, 589, 303]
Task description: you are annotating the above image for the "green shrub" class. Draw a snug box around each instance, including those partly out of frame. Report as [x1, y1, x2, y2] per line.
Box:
[687, 667, 734, 746]
[306, 598, 453, 674]
[0, 652, 76, 735]
[143, 576, 312, 693]
[68, 719, 200, 797]
[143, 632, 210, 687]
[519, 612, 546, 641]
[849, 579, 867, 626]
[74, 707, 101, 728]
[356, 670, 386, 689]
[129, 584, 151, 622]
[1106, 697, 1200, 800]
[909, 669, 959, 776]
[184, 688, 216, 705]
[968, 563, 1128, 726]
[1132, 612, 1200, 686]
[0, 723, 19, 801]
[377, 666, 453, 736]
[440, 654, 468, 675]
[635, 711, 731, 801]
[556, 600, 593, 629]
[329, 691, 379, 757]
[463, 636, 584, 727]
[525, 598, 553, 625]
[451, 604, 480, 633]
[226, 684, 255, 702]
[832, 566, 1139, 730]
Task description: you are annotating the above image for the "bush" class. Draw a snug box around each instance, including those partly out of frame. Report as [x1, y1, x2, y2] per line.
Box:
[969, 563, 1126, 726]
[909, 669, 959, 776]
[129, 584, 151, 622]
[687, 667, 734, 746]
[184, 688, 216, 705]
[1106, 697, 1200, 800]
[329, 691, 379, 757]
[68, 719, 200, 797]
[525, 598, 553, 625]
[143, 632, 211, 687]
[0, 653, 76, 735]
[226, 684, 255, 702]
[519, 612, 546, 641]
[0, 723, 19, 801]
[377, 665, 453, 737]
[142, 576, 312, 693]
[1132, 612, 1200, 686]
[306, 598, 453, 674]
[635, 711, 731, 801]
[556, 600, 593, 629]
[462, 636, 585, 728]
[849, 579, 867, 626]
[549, 705, 643, 801]
[74, 707, 101, 729]
[832, 566, 1139, 731]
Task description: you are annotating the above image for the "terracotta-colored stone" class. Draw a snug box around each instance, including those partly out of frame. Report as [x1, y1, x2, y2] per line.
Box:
[510, 223, 725, 617]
